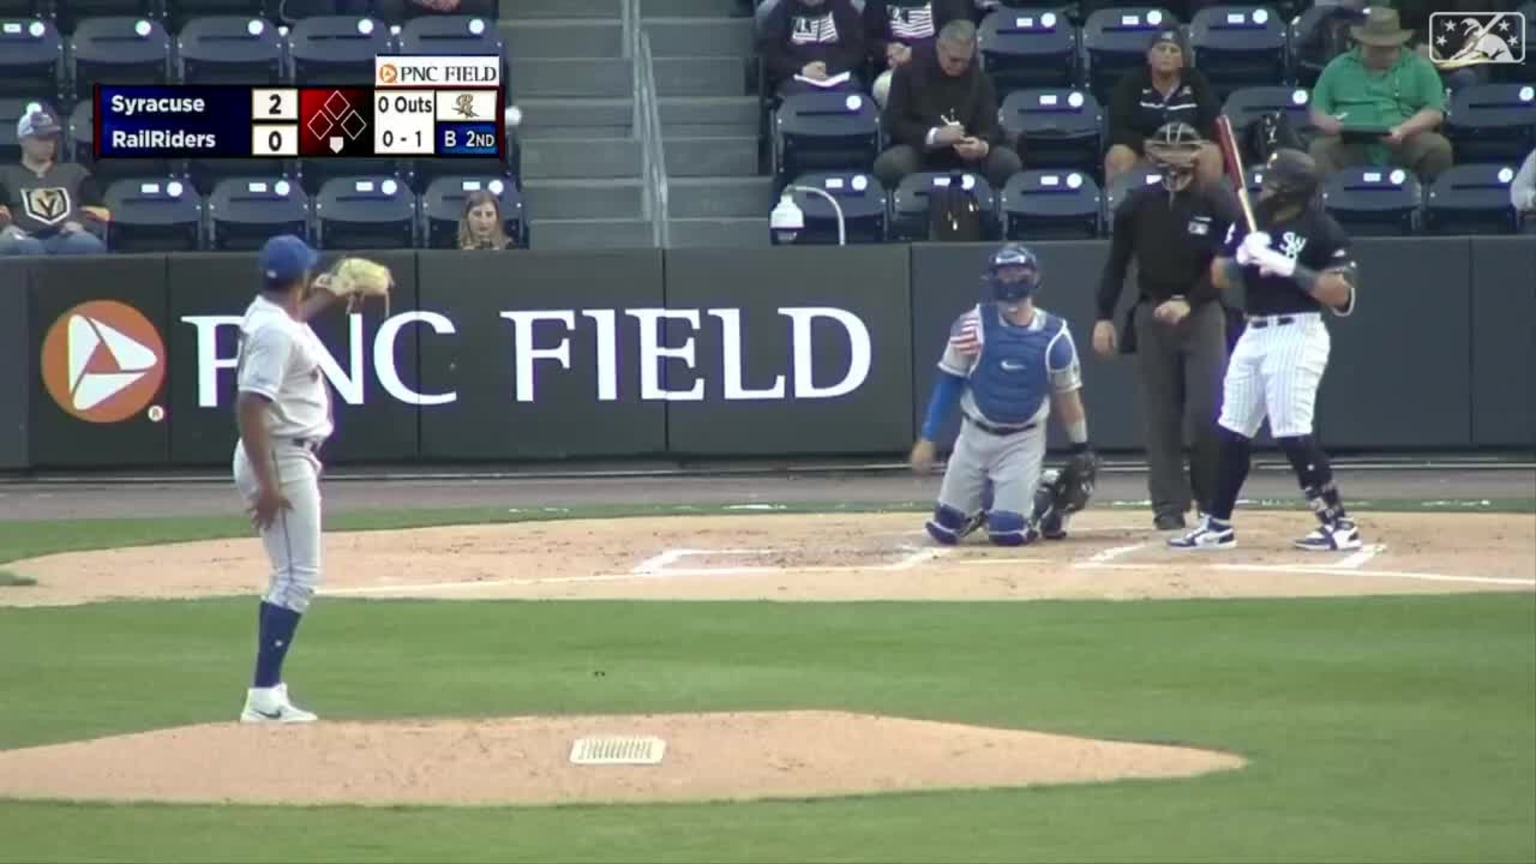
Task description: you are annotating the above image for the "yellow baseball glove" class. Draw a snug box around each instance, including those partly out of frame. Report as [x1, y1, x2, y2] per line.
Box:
[320, 257, 393, 312]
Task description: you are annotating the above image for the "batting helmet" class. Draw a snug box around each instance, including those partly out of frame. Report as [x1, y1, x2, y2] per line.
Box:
[985, 242, 1041, 304]
[1257, 148, 1321, 219]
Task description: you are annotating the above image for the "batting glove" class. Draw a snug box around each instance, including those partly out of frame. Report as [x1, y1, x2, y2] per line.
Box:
[1252, 246, 1296, 278]
[1236, 231, 1273, 267]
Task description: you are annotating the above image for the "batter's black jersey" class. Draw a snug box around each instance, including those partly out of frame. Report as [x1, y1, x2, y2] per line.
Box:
[1220, 205, 1354, 316]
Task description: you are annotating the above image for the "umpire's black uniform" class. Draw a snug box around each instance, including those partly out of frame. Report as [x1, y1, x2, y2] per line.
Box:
[1095, 166, 1240, 529]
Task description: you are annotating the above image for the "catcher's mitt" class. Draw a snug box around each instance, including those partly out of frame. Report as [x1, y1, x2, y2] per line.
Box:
[1055, 449, 1100, 514]
[321, 257, 394, 313]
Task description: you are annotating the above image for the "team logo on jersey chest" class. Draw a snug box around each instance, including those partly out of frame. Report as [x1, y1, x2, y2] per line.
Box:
[1278, 231, 1307, 260]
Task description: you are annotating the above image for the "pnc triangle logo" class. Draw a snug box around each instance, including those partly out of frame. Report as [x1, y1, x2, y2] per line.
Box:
[40, 301, 166, 424]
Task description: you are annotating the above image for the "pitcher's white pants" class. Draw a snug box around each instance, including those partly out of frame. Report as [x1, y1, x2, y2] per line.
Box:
[234, 440, 323, 612]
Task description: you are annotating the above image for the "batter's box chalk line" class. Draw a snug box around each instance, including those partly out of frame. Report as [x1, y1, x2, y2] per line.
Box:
[570, 736, 667, 766]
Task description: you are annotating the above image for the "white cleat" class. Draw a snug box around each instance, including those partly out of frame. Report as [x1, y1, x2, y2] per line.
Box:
[240, 683, 318, 724]
[1167, 516, 1236, 550]
[1293, 519, 1363, 552]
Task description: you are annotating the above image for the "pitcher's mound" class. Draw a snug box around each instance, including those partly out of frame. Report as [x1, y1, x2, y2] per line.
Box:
[0, 711, 1244, 807]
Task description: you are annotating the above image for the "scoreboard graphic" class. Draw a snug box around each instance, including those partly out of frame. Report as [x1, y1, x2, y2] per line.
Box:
[94, 56, 504, 161]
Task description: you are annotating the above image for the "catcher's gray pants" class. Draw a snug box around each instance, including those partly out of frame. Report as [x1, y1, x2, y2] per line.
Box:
[234, 440, 324, 613]
[1133, 299, 1227, 520]
[935, 416, 1046, 543]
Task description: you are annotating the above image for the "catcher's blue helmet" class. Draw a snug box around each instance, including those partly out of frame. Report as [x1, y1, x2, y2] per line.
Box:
[985, 243, 1041, 303]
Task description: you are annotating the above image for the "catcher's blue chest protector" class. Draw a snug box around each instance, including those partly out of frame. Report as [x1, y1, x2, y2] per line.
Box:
[968, 304, 1059, 426]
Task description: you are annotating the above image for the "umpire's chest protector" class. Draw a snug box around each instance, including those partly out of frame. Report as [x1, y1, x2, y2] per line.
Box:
[968, 305, 1059, 426]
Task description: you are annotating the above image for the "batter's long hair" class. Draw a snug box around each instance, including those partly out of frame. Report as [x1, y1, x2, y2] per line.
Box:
[457, 191, 514, 251]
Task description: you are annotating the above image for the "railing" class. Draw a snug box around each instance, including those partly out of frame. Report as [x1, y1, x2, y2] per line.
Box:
[637, 29, 671, 247]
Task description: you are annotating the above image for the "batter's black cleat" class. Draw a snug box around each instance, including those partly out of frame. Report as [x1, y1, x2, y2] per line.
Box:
[1154, 512, 1186, 531]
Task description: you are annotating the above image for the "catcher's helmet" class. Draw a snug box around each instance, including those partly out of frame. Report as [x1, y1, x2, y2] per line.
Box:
[1257, 148, 1321, 218]
[985, 242, 1041, 303]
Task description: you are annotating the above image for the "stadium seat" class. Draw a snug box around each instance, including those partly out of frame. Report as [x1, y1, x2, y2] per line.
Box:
[1320, 166, 1422, 236]
[68, 98, 180, 187]
[177, 15, 287, 85]
[0, 19, 63, 100]
[1423, 163, 1522, 235]
[398, 16, 504, 76]
[420, 175, 525, 249]
[206, 177, 312, 250]
[1082, 7, 1176, 106]
[51, 0, 158, 34]
[68, 16, 172, 101]
[300, 157, 410, 197]
[773, 171, 887, 245]
[889, 171, 1000, 242]
[1443, 83, 1536, 165]
[978, 9, 1079, 92]
[1287, 3, 1364, 89]
[0, 97, 58, 162]
[1241, 163, 1265, 199]
[1104, 165, 1164, 225]
[1220, 85, 1311, 162]
[1000, 169, 1103, 239]
[288, 15, 392, 85]
[1187, 5, 1286, 102]
[413, 153, 513, 195]
[163, 0, 271, 30]
[0, 0, 48, 23]
[313, 175, 417, 249]
[772, 91, 881, 187]
[187, 156, 296, 197]
[998, 88, 1103, 175]
[103, 177, 204, 252]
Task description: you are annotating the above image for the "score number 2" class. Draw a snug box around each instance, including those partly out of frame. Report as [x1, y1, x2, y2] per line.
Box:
[444, 128, 496, 151]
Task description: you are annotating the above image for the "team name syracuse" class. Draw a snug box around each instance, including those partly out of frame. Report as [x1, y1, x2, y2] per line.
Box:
[110, 129, 219, 149]
[109, 95, 208, 116]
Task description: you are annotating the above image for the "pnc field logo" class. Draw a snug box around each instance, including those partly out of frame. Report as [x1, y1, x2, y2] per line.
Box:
[40, 300, 166, 424]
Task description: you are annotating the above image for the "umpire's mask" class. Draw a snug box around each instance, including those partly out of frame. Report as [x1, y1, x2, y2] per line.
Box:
[1144, 122, 1204, 193]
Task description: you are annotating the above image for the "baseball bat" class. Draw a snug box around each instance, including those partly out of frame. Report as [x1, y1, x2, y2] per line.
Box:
[1214, 114, 1258, 234]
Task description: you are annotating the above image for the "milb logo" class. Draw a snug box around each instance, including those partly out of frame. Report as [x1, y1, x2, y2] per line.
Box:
[39, 301, 167, 424]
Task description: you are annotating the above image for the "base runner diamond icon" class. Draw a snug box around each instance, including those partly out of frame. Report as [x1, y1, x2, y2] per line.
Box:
[40, 300, 166, 424]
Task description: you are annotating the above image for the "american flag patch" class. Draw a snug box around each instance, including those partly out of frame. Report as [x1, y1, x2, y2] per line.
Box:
[949, 313, 981, 354]
[889, 4, 936, 40]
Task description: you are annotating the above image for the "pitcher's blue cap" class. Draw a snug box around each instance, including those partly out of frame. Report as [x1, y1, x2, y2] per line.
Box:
[257, 234, 319, 283]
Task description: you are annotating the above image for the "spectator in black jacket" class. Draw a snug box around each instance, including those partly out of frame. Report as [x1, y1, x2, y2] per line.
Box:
[1104, 30, 1225, 187]
[864, 0, 973, 107]
[872, 19, 1022, 189]
[758, 0, 866, 97]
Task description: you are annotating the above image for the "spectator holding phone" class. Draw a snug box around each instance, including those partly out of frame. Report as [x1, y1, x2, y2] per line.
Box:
[1306, 6, 1454, 181]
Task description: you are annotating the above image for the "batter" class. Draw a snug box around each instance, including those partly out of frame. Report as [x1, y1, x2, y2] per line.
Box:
[1170, 149, 1363, 551]
[234, 235, 340, 723]
[910, 243, 1099, 545]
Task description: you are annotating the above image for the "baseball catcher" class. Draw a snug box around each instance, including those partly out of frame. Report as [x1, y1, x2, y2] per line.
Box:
[909, 243, 1100, 545]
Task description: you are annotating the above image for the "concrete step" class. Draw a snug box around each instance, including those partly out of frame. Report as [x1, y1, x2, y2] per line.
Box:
[514, 97, 632, 132]
[530, 218, 656, 250]
[520, 137, 642, 179]
[667, 217, 768, 247]
[663, 136, 758, 177]
[523, 178, 646, 219]
[643, 17, 755, 58]
[668, 175, 772, 218]
[662, 122, 758, 138]
[516, 124, 632, 140]
[502, 19, 623, 59]
[658, 95, 759, 128]
[510, 58, 633, 98]
[642, 0, 745, 16]
[653, 57, 747, 97]
[502, 0, 622, 19]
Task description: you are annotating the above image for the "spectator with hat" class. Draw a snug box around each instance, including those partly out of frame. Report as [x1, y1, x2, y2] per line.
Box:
[1306, 6, 1454, 181]
[1104, 29, 1225, 188]
[0, 108, 109, 257]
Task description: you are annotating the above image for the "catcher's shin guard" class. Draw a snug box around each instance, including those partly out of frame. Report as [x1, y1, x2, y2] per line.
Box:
[925, 504, 970, 545]
[986, 510, 1039, 547]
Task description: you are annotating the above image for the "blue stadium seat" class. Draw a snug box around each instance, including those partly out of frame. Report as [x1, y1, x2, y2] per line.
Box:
[772, 90, 880, 185]
[51, 0, 158, 34]
[313, 175, 417, 249]
[288, 16, 392, 85]
[998, 88, 1103, 174]
[68, 16, 172, 100]
[0, 19, 63, 100]
[890, 171, 999, 242]
[1444, 83, 1536, 165]
[420, 175, 525, 249]
[398, 16, 504, 75]
[1104, 165, 1165, 226]
[978, 9, 1078, 92]
[300, 157, 409, 197]
[178, 15, 287, 85]
[68, 98, 180, 187]
[1188, 5, 1286, 102]
[1320, 166, 1422, 236]
[1423, 163, 1522, 235]
[0, 97, 57, 162]
[206, 177, 312, 250]
[188, 156, 295, 197]
[1001, 169, 1102, 239]
[1287, 3, 1364, 89]
[414, 151, 513, 195]
[163, 0, 268, 30]
[1221, 85, 1310, 164]
[103, 177, 203, 252]
[774, 171, 887, 245]
[1082, 7, 1176, 106]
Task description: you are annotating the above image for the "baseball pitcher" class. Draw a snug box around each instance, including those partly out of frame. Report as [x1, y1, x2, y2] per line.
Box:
[235, 235, 390, 723]
[1169, 149, 1362, 552]
[910, 243, 1100, 546]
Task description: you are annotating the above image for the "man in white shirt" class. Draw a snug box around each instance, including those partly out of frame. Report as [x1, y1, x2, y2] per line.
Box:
[234, 234, 344, 724]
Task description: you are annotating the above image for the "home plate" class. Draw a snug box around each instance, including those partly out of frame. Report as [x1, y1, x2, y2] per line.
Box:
[569, 735, 667, 766]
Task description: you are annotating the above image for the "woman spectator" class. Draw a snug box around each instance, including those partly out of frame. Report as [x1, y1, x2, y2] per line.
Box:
[1104, 30, 1224, 187]
[458, 191, 515, 250]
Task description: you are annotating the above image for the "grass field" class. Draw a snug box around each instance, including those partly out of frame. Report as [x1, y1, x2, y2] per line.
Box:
[0, 501, 1533, 863]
